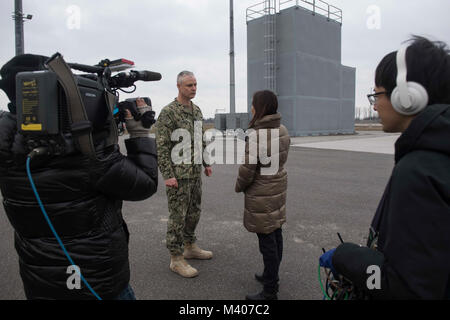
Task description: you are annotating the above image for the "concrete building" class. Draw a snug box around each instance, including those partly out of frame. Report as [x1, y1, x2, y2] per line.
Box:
[214, 112, 249, 132]
[247, 0, 356, 136]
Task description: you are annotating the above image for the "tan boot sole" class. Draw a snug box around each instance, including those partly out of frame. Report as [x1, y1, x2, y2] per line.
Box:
[170, 263, 199, 278]
[183, 251, 213, 260]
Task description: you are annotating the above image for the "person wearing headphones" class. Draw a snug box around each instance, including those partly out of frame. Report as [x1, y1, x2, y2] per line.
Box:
[320, 36, 450, 299]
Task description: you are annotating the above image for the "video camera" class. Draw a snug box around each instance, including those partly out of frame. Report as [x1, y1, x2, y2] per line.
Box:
[14, 53, 161, 158]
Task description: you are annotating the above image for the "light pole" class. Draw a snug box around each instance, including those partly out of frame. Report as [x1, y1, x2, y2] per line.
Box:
[229, 0, 236, 115]
[12, 0, 33, 56]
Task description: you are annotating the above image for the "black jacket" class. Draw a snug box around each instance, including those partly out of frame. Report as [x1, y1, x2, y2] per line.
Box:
[333, 104, 450, 300]
[0, 111, 158, 299]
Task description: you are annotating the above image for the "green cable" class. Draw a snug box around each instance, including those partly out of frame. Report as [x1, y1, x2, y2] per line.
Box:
[332, 289, 339, 300]
[318, 264, 331, 300]
[319, 264, 346, 300]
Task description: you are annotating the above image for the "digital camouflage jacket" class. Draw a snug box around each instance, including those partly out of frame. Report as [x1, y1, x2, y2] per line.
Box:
[156, 99, 209, 180]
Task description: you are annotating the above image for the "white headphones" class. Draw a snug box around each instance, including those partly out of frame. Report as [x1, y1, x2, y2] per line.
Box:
[390, 45, 429, 115]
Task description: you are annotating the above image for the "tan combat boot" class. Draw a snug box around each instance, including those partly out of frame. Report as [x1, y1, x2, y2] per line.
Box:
[170, 255, 199, 278]
[183, 243, 213, 260]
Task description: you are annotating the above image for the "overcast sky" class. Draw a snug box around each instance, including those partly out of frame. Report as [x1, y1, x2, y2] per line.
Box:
[0, 0, 449, 118]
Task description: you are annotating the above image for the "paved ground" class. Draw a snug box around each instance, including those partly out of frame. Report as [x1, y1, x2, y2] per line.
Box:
[0, 131, 397, 300]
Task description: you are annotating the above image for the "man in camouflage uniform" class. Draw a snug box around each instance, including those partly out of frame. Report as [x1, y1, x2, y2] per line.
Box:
[156, 71, 213, 278]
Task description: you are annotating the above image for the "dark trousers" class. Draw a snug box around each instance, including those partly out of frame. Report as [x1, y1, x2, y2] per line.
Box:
[257, 228, 283, 294]
[115, 284, 136, 300]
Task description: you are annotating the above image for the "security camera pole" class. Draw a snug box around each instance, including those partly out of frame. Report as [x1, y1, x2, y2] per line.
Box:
[13, 0, 24, 55]
[13, 0, 33, 56]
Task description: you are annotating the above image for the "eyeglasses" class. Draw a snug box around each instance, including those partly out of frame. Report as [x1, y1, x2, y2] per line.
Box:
[367, 91, 388, 106]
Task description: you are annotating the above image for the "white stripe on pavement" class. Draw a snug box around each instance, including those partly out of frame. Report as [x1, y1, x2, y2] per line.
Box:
[293, 135, 400, 155]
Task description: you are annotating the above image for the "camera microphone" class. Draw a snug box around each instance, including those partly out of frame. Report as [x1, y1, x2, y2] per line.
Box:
[110, 70, 162, 88]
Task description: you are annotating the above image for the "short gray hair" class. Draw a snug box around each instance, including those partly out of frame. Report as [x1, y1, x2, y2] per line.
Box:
[177, 71, 195, 85]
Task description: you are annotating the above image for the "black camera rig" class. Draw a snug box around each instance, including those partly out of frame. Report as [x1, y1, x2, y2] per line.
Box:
[319, 233, 370, 300]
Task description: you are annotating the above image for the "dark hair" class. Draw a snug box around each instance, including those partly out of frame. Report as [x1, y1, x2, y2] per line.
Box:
[248, 90, 278, 128]
[375, 35, 450, 105]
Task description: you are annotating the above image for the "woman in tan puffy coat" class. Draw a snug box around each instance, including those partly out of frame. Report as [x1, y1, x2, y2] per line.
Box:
[235, 90, 291, 300]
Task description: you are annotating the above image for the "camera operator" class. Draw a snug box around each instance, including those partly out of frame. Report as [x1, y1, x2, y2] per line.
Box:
[0, 54, 158, 300]
[320, 36, 450, 300]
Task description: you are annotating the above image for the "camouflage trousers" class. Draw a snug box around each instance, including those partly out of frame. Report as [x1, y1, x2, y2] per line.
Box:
[166, 178, 202, 256]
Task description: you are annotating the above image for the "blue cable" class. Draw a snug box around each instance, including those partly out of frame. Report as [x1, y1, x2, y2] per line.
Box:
[26, 156, 102, 300]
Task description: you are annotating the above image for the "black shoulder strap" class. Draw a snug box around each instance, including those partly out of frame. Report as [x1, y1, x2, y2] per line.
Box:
[45, 53, 97, 160]
[104, 90, 119, 147]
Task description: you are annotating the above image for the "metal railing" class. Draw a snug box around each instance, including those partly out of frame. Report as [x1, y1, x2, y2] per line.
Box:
[246, 0, 342, 25]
